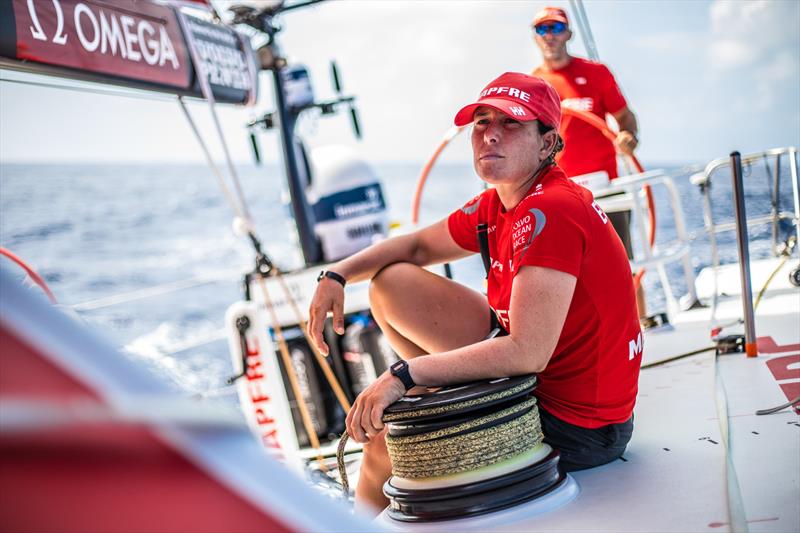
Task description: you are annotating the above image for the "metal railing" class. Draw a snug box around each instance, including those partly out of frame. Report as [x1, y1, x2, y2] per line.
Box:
[691, 147, 800, 264]
[596, 170, 699, 318]
[690, 147, 799, 328]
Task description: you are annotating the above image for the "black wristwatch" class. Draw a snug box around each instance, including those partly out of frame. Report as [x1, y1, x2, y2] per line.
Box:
[389, 359, 416, 391]
[317, 270, 346, 287]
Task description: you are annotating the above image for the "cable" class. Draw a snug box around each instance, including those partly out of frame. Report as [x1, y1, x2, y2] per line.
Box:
[640, 346, 716, 370]
[255, 275, 328, 472]
[753, 254, 790, 310]
[754, 236, 795, 310]
[71, 273, 225, 311]
[175, 10, 252, 222]
[755, 396, 800, 416]
[177, 97, 246, 220]
[178, 83, 354, 427]
[173, 11, 352, 415]
[271, 271, 352, 413]
[711, 236, 795, 337]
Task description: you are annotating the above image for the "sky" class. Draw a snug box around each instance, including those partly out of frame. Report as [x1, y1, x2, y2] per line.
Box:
[0, 0, 798, 167]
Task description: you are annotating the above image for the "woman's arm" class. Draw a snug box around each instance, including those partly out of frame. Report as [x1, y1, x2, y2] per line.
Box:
[326, 219, 469, 284]
[345, 265, 577, 442]
[410, 265, 576, 382]
[307, 219, 470, 355]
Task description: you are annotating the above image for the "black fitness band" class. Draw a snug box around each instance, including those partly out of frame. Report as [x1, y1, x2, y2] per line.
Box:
[317, 270, 346, 287]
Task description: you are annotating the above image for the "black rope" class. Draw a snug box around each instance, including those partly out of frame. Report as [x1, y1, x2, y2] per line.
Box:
[640, 346, 716, 369]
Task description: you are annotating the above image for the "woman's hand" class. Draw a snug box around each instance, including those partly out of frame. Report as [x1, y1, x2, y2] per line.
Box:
[346, 371, 406, 443]
[307, 277, 345, 356]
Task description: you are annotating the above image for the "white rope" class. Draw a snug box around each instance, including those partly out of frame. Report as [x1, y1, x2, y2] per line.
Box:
[72, 273, 227, 311]
[177, 97, 246, 220]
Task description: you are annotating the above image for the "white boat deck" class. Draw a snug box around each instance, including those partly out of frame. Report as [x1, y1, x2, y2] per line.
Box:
[644, 258, 799, 367]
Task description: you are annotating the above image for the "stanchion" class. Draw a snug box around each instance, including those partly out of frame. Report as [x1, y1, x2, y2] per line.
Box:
[729, 151, 758, 357]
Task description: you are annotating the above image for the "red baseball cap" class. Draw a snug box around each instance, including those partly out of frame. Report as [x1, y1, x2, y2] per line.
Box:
[453, 72, 561, 128]
[532, 7, 569, 27]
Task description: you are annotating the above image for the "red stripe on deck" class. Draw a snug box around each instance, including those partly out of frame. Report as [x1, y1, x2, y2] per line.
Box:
[760, 336, 800, 414]
[766, 354, 800, 382]
[757, 336, 800, 354]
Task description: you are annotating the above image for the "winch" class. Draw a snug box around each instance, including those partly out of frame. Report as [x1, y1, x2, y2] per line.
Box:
[377, 375, 568, 523]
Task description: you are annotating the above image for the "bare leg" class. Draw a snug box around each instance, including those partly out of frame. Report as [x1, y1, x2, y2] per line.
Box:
[355, 263, 491, 514]
[354, 428, 393, 515]
[369, 263, 491, 357]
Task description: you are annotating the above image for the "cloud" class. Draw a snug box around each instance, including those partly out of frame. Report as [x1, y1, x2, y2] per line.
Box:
[709, 0, 799, 72]
[708, 0, 799, 110]
[634, 31, 705, 56]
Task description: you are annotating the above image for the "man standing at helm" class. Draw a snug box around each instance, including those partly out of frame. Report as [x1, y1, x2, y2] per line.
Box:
[531, 6, 646, 316]
[531, 6, 639, 179]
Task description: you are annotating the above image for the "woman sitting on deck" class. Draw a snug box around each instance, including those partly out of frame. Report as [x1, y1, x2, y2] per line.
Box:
[307, 72, 642, 514]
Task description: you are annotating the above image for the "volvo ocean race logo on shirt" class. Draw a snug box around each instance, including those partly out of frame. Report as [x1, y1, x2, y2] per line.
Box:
[512, 208, 547, 252]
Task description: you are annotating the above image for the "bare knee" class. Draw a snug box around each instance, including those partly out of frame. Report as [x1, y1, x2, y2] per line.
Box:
[371, 262, 420, 294]
[369, 262, 422, 309]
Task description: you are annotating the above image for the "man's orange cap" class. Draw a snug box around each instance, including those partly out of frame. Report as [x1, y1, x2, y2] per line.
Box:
[532, 7, 569, 27]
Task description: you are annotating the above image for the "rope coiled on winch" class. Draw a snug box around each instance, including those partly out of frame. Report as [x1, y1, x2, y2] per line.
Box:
[336, 376, 544, 497]
[382, 378, 537, 422]
[386, 397, 542, 479]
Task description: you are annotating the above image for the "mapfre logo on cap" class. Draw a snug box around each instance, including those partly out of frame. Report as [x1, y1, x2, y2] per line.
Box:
[479, 86, 531, 117]
[480, 86, 531, 103]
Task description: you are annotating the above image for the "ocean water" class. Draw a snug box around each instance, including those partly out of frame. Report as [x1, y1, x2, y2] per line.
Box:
[1, 158, 795, 395]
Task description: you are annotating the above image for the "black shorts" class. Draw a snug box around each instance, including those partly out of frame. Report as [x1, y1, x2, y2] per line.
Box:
[487, 312, 634, 472]
[538, 406, 633, 472]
